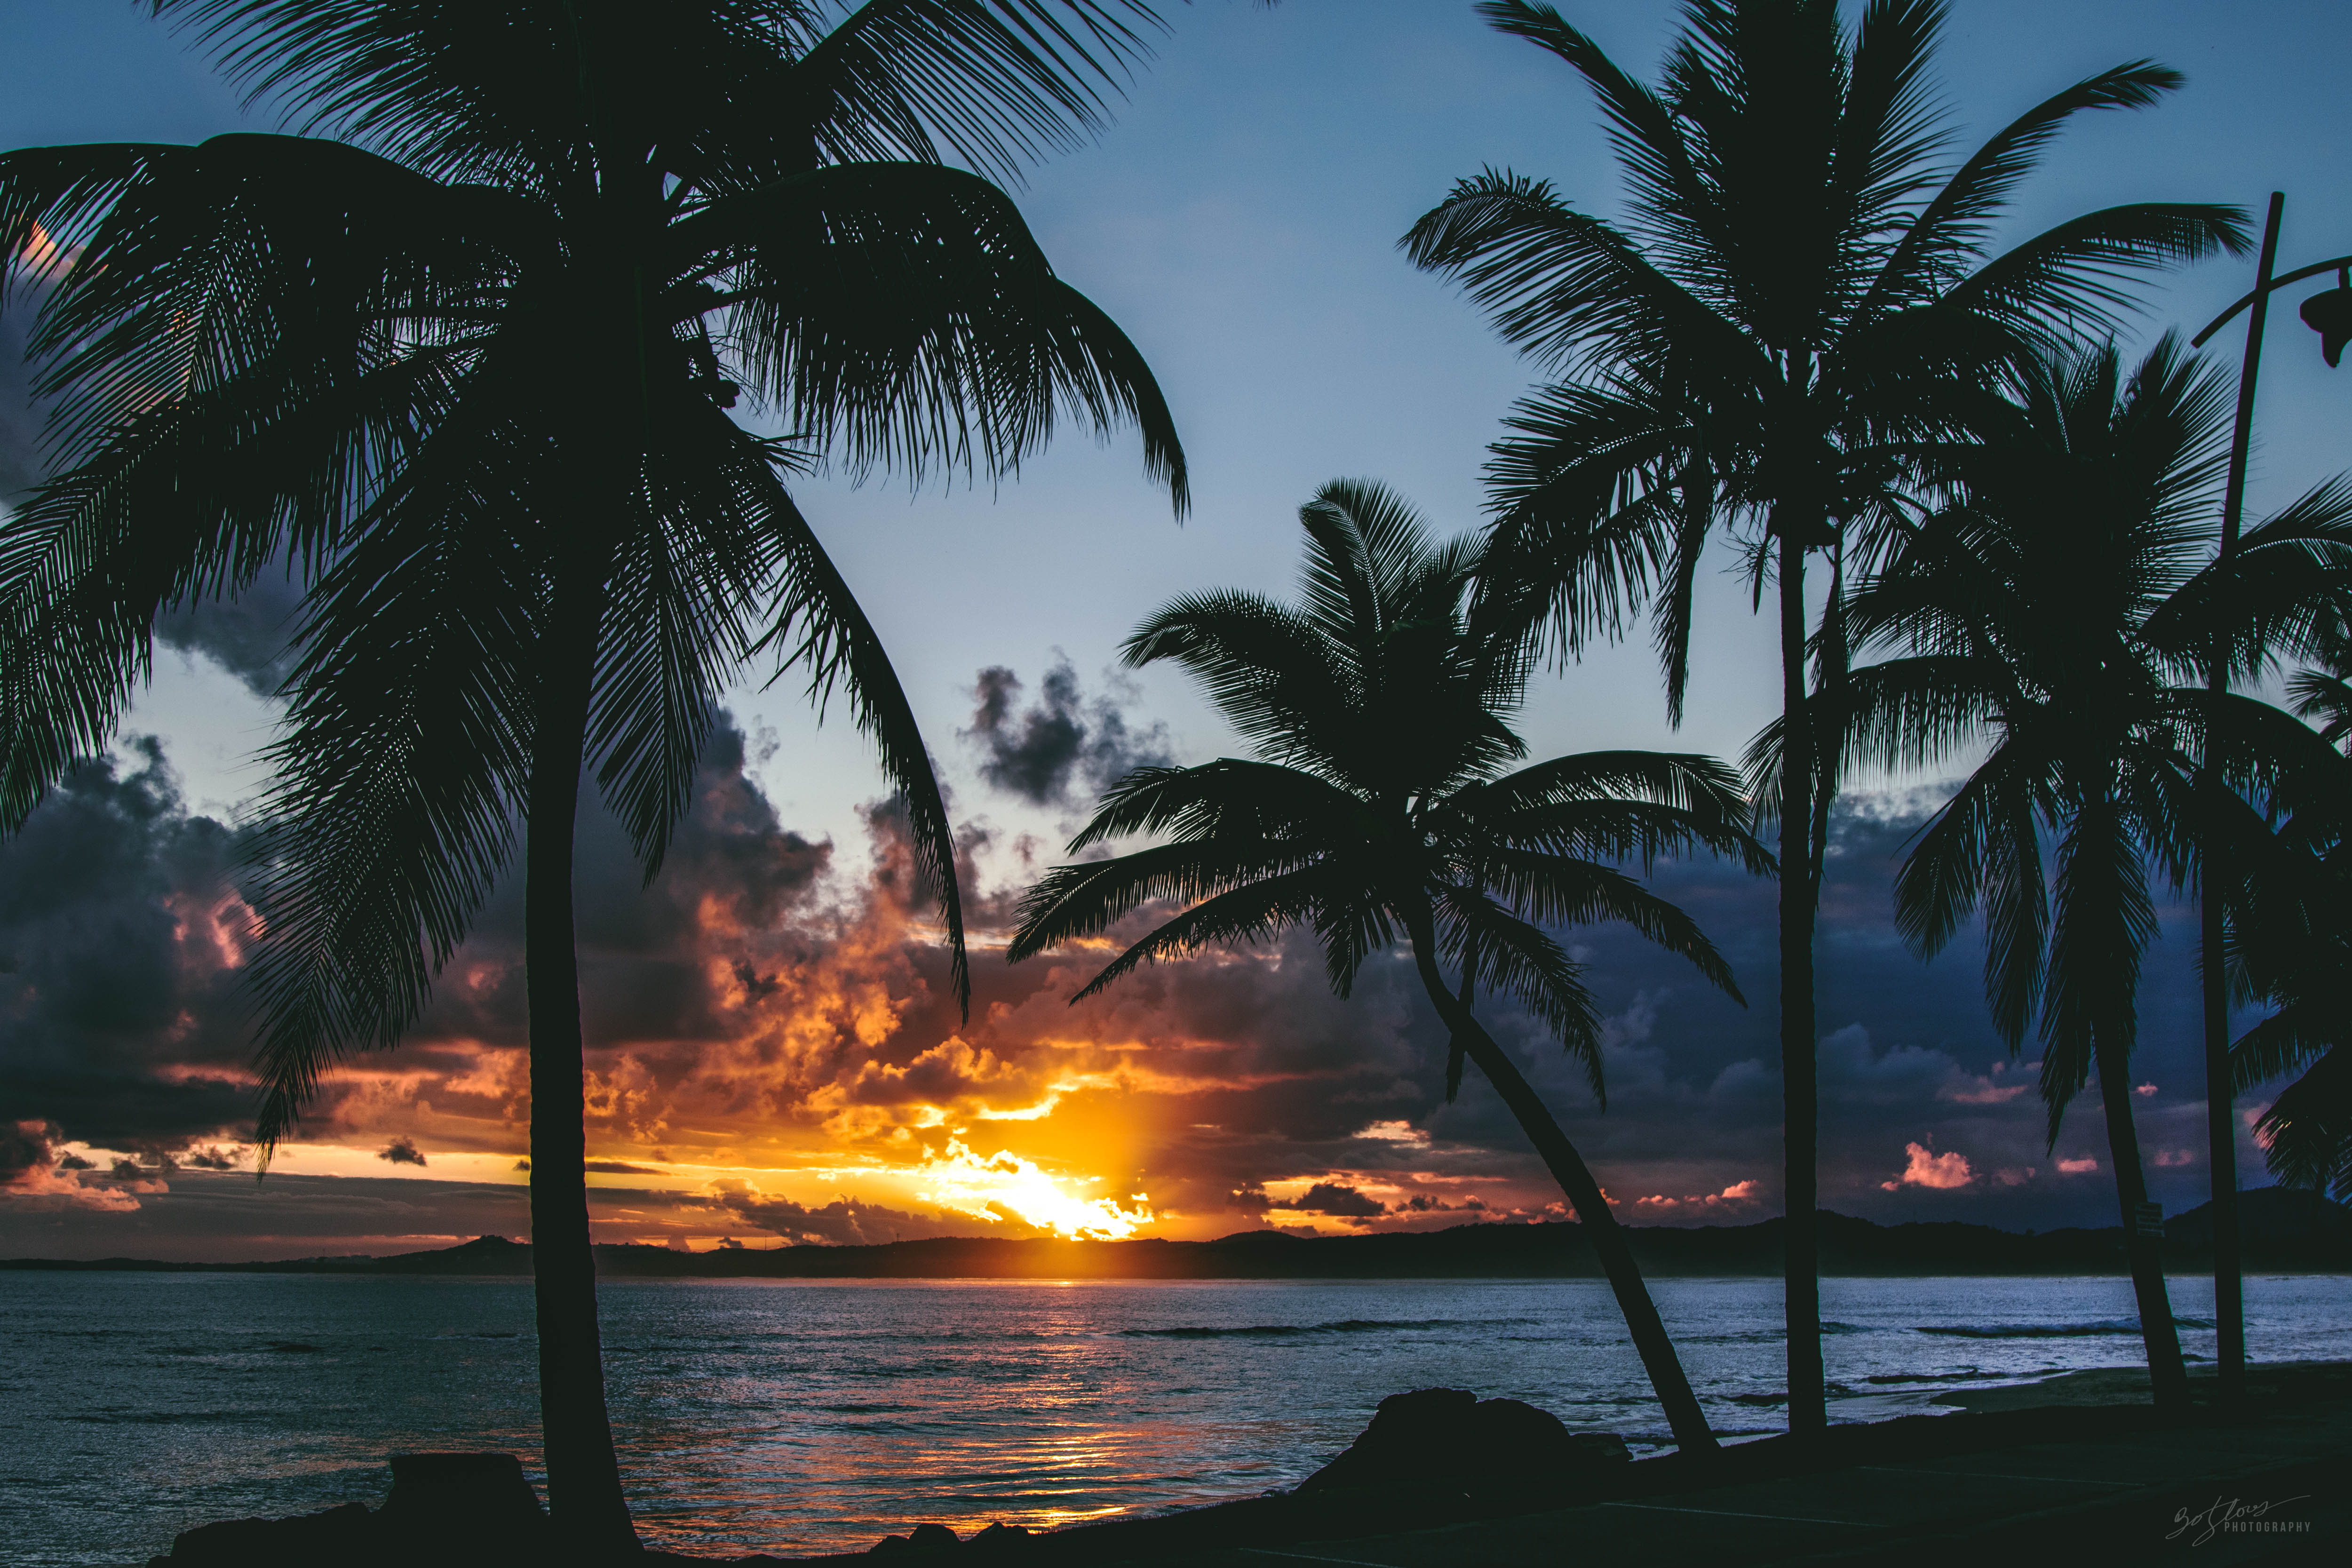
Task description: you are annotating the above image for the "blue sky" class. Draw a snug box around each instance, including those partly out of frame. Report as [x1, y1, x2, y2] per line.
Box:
[4, 1, 2350, 1254]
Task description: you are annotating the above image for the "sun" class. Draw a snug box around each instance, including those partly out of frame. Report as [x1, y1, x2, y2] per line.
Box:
[917, 1141, 1152, 1240]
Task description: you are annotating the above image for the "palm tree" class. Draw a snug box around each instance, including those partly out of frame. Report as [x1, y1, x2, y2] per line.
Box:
[2227, 632, 2352, 1201]
[1827, 339, 2352, 1407]
[1402, 0, 2246, 1434]
[0, 1, 1185, 1551]
[1009, 480, 1772, 1452]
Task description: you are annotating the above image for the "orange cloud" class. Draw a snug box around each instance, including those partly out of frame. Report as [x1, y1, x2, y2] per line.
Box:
[1885, 1139, 1974, 1190]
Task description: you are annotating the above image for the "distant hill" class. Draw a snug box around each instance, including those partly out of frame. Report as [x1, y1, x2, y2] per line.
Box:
[8, 1187, 2348, 1277]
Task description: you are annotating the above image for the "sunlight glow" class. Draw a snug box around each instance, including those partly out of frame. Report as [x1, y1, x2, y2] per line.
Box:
[918, 1140, 1152, 1240]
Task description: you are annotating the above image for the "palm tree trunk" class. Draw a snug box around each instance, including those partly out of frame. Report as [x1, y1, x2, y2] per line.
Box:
[1777, 529, 1826, 1437]
[2201, 701, 2245, 1403]
[1406, 928, 1718, 1453]
[526, 564, 639, 1556]
[2093, 1030, 2191, 1409]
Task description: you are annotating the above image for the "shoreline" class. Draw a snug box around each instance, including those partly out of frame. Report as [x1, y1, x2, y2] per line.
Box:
[129, 1360, 2352, 1565]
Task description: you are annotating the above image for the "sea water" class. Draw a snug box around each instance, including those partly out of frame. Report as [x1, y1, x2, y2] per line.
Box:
[3, 1271, 2345, 1563]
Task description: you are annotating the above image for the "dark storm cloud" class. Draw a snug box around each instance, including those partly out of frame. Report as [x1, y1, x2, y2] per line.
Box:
[0, 738, 255, 1156]
[376, 1137, 427, 1167]
[1456, 788, 2227, 1229]
[397, 715, 834, 1058]
[720, 1189, 1005, 1247]
[1274, 1181, 1387, 1220]
[962, 657, 1172, 807]
[1, 1120, 56, 1183]
[152, 567, 308, 699]
[1, 714, 2233, 1252]
[0, 715, 833, 1172]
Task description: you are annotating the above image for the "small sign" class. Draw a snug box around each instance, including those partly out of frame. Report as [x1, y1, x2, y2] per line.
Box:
[2135, 1201, 2166, 1239]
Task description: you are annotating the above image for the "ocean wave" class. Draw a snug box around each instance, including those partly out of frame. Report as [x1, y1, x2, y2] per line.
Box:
[1120, 1316, 1536, 1339]
[1685, 1321, 1870, 1345]
[1915, 1316, 2215, 1339]
[68, 1410, 266, 1425]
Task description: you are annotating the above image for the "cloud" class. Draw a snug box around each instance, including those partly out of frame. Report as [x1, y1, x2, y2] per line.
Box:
[961, 657, 1172, 806]
[152, 567, 308, 700]
[0, 738, 255, 1163]
[716, 1187, 990, 1247]
[1, 1120, 56, 1184]
[2057, 1157, 2100, 1175]
[0, 1121, 155, 1212]
[376, 1137, 428, 1167]
[1272, 1182, 1388, 1220]
[3, 727, 2236, 1258]
[584, 1160, 661, 1175]
[1886, 1139, 1974, 1190]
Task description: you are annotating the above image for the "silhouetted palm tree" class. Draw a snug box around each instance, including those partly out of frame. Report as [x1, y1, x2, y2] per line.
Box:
[1403, 0, 2245, 1433]
[2228, 632, 2352, 1200]
[0, 1, 1184, 1550]
[1828, 339, 2352, 1407]
[1010, 480, 1771, 1451]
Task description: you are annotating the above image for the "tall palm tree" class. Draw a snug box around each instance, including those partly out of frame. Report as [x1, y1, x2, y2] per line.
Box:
[0, 1, 1185, 1551]
[1827, 339, 2352, 1408]
[1402, 0, 2245, 1434]
[1009, 480, 1772, 1452]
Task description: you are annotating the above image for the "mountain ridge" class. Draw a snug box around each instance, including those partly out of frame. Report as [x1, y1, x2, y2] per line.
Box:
[8, 1187, 2346, 1276]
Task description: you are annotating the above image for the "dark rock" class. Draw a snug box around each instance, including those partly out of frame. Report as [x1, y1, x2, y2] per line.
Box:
[871, 1522, 961, 1554]
[166, 1501, 372, 1563]
[1566, 1431, 1633, 1465]
[967, 1521, 1033, 1555]
[1296, 1387, 1631, 1495]
[159, 1453, 552, 1566]
[380, 1451, 548, 1560]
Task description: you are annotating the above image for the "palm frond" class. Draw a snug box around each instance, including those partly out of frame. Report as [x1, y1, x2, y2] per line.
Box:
[750, 464, 974, 1015]
[1434, 881, 1606, 1098]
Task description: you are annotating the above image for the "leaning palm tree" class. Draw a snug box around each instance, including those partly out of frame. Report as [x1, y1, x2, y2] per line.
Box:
[0, 1, 1184, 1551]
[1010, 480, 1772, 1452]
[1826, 339, 2352, 1408]
[1403, 0, 2246, 1433]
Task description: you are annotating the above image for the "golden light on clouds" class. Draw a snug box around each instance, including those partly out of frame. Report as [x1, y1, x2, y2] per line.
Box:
[910, 1138, 1152, 1239]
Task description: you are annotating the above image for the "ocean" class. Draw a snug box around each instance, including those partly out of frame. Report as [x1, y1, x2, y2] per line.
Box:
[4, 1270, 2345, 1564]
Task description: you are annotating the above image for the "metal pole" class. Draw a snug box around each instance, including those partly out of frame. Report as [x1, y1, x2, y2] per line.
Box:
[2204, 189, 2282, 1404]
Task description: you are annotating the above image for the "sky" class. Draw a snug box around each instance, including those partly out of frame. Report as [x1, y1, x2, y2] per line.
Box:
[5, 0, 2352, 1259]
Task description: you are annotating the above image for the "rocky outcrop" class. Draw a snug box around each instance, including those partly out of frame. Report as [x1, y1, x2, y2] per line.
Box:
[866, 1520, 1037, 1556]
[150, 1452, 548, 1566]
[1295, 1387, 1630, 1495]
[152, 1501, 375, 1565]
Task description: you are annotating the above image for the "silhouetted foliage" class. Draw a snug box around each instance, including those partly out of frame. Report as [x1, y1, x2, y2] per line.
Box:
[1011, 479, 1770, 1450]
[1405, 0, 2247, 1435]
[1826, 337, 2352, 1402]
[0, 0, 1188, 1548]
